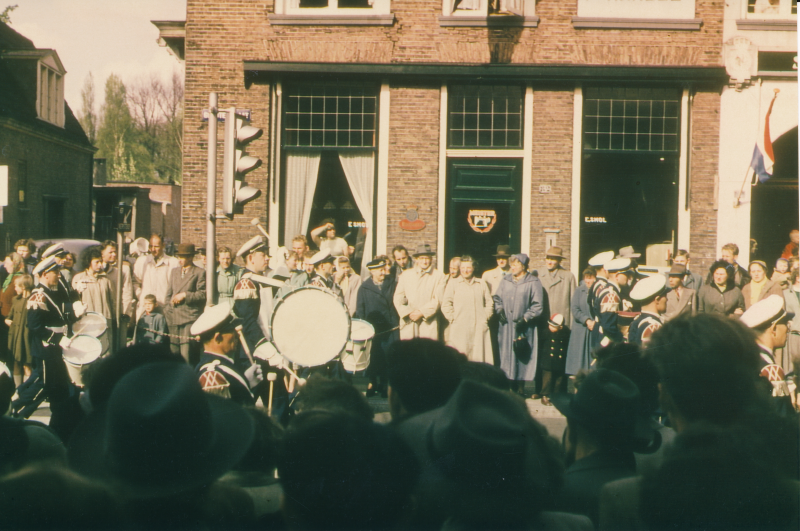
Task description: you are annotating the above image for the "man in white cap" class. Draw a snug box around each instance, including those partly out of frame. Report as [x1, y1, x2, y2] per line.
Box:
[586, 251, 621, 351]
[626, 274, 667, 347]
[40, 243, 78, 304]
[740, 294, 793, 404]
[309, 249, 344, 302]
[192, 302, 263, 406]
[13, 256, 80, 441]
[233, 235, 280, 352]
[393, 244, 446, 340]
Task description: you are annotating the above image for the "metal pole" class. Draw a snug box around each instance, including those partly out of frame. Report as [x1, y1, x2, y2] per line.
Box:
[206, 93, 218, 307]
[115, 229, 123, 352]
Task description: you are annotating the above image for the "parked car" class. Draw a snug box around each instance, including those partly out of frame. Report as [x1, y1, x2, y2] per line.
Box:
[33, 239, 101, 273]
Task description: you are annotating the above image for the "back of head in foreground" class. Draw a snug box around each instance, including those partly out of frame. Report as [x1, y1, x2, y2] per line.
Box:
[293, 375, 374, 420]
[645, 312, 768, 428]
[387, 338, 465, 421]
[278, 410, 420, 531]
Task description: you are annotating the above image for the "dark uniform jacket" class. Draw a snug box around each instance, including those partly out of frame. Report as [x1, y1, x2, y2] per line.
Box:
[627, 311, 663, 346]
[233, 269, 280, 355]
[196, 352, 255, 406]
[27, 284, 72, 361]
[589, 278, 623, 349]
[355, 278, 399, 336]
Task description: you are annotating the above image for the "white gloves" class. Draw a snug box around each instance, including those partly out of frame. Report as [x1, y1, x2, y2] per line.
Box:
[73, 301, 87, 318]
[244, 363, 264, 389]
[59, 336, 73, 349]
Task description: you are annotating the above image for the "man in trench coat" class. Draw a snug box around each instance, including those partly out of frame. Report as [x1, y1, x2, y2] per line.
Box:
[393, 244, 446, 341]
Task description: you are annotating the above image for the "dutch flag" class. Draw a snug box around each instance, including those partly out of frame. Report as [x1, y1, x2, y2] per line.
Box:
[750, 91, 778, 184]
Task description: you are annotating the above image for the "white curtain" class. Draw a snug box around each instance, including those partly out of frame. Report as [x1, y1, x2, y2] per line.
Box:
[284, 151, 321, 246]
[339, 151, 375, 274]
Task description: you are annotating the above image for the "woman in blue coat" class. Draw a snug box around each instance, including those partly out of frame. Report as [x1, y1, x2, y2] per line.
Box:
[493, 254, 543, 395]
[565, 268, 597, 376]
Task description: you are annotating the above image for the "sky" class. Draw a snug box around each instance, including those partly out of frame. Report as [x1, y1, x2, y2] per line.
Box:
[8, 0, 186, 115]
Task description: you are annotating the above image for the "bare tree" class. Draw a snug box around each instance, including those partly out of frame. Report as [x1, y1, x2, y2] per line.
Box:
[79, 73, 97, 145]
[128, 74, 162, 164]
[155, 70, 184, 184]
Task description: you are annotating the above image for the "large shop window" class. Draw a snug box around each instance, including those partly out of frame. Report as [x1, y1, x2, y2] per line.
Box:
[583, 87, 681, 152]
[283, 83, 378, 270]
[448, 85, 523, 149]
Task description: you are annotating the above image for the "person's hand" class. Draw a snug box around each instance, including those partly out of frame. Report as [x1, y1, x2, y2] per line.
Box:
[244, 364, 264, 389]
[586, 319, 596, 331]
[409, 310, 424, 322]
[498, 312, 508, 325]
[734, 308, 744, 316]
[73, 301, 86, 318]
[59, 336, 72, 350]
[326, 223, 334, 230]
[4, 319, 11, 327]
[172, 292, 186, 305]
[622, 300, 633, 311]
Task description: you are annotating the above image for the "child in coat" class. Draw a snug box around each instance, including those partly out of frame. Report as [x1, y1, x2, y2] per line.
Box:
[135, 294, 169, 346]
[5, 274, 33, 387]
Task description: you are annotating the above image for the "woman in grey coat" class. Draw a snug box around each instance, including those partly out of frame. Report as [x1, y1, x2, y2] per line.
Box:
[697, 260, 744, 317]
[565, 268, 596, 376]
[493, 254, 544, 395]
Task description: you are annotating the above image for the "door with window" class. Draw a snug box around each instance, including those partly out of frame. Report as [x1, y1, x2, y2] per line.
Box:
[580, 87, 681, 267]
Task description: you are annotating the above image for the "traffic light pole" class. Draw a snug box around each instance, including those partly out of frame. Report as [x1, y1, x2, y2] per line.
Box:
[206, 92, 218, 307]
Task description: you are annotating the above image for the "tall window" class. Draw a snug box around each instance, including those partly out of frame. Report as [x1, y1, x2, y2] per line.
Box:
[583, 88, 681, 152]
[44, 198, 66, 239]
[17, 161, 27, 207]
[746, 0, 796, 17]
[38, 63, 64, 126]
[448, 85, 523, 149]
[284, 83, 378, 148]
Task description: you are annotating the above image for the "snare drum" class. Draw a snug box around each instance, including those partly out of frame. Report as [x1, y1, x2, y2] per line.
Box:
[270, 286, 350, 367]
[253, 341, 282, 368]
[62, 335, 103, 387]
[341, 319, 375, 373]
[73, 312, 110, 356]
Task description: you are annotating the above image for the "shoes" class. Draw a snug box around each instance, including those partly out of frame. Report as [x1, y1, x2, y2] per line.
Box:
[530, 393, 542, 400]
[366, 386, 377, 398]
[541, 396, 552, 406]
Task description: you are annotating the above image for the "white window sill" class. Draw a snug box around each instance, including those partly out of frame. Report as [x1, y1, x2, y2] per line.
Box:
[439, 15, 539, 27]
[572, 17, 703, 30]
[736, 19, 797, 31]
[270, 13, 395, 25]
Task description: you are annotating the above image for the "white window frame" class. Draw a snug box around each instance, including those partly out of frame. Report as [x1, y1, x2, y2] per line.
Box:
[275, 0, 391, 16]
[37, 61, 64, 127]
[742, 0, 797, 19]
[443, 0, 533, 17]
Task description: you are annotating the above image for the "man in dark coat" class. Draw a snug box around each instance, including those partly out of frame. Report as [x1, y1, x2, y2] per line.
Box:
[356, 258, 399, 397]
[164, 243, 206, 364]
[193, 302, 263, 406]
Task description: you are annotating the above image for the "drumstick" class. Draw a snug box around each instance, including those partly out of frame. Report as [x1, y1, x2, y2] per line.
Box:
[234, 325, 256, 365]
[250, 218, 270, 241]
[267, 372, 277, 416]
[279, 359, 306, 386]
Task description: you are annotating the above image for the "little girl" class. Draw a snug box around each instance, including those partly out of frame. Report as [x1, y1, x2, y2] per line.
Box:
[5, 274, 33, 387]
[772, 258, 790, 289]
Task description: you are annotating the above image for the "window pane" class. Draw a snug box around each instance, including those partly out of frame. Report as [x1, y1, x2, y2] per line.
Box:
[447, 85, 523, 149]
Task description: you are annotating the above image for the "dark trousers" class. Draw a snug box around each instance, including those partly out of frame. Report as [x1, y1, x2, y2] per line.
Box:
[488, 314, 501, 368]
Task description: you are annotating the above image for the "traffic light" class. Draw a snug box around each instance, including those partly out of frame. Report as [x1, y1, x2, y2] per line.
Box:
[222, 107, 263, 217]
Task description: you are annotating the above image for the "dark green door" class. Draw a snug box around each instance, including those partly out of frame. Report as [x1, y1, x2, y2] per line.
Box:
[446, 159, 522, 277]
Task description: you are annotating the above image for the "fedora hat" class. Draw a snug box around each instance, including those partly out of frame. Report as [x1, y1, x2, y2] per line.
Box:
[175, 243, 196, 257]
[67, 362, 254, 498]
[551, 369, 661, 454]
[545, 246, 565, 260]
[493, 245, 512, 258]
[412, 244, 435, 257]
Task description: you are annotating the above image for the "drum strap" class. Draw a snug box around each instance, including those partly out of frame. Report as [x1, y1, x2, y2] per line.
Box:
[40, 290, 65, 321]
[200, 360, 255, 398]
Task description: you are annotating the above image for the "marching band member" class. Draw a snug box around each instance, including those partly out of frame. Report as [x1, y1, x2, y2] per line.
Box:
[40, 243, 78, 305]
[588, 254, 625, 350]
[308, 249, 344, 303]
[13, 256, 79, 440]
[740, 295, 793, 400]
[626, 274, 667, 347]
[193, 302, 263, 406]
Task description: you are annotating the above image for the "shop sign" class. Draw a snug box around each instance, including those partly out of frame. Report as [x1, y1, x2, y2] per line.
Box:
[468, 209, 497, 233]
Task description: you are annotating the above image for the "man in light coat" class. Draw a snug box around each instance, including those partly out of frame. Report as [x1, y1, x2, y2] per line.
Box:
[442, 256, 493, 363]
[335, 256, 361, 317]
[393, 244, 446, 340]
[535, 246, 576, 327]
[133, 234, 180, 320]
[102, 241, 134, 348]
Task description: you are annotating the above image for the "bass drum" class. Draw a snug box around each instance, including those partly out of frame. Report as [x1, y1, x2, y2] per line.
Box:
[270, 286, 350, 367]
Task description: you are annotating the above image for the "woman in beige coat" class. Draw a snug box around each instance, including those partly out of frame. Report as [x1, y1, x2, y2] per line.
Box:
[442, 256, 493, 363]
[742, 260, 784, 310]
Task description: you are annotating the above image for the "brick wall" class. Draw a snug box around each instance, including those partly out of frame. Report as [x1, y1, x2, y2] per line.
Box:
[688, 89, 721, 274]
[0, 126, 93, 255]
[529, 90, 574, 271]
[386, 83, 441, 254]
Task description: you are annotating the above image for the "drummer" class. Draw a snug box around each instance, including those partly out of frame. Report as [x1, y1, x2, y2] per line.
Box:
[193, 302, 264, 406]
[40, 243, 78, 305]
[308, 249, 344, 303]
[12, 256, 80, 441]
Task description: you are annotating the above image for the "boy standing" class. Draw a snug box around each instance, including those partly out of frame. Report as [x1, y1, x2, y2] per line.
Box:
[136, 294, 168, 346]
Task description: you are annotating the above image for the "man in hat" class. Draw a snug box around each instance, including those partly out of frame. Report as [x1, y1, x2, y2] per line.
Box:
[671, 249, 703, 292]
[552, 368, 660, 525]
[626, 274, 667, 347]
[482, 244, 512, 296]
[664, 264, 696, 322]
[14, 256, 80, 440]
[356, 257, 400, 398]
[587, 253, 624, 351]
[309, 249, 344, 302]
[40, 243, 78, 304]
[536, 246, 576, 331]
[164, 243, 206, 363]
[394, 244, 446, 341]
[133, 233, 180, 320]
[311, 219, 348, 257]
[193, 303, 263, 406]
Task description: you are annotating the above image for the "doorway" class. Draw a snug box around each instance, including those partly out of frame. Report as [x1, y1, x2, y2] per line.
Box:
[446, 159, 521, 277]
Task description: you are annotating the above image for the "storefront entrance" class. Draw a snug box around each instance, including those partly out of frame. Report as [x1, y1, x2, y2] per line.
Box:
[446, 159, 521, 277]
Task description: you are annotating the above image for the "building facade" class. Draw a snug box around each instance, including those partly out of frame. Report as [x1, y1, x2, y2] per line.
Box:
[0, 22, 94, 254]
[167, 0, 732, 276]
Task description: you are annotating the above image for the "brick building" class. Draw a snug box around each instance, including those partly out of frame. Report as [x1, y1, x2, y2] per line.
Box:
[161, 0, 733, 276]
[0, 22, 94, 254]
